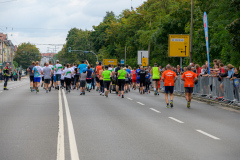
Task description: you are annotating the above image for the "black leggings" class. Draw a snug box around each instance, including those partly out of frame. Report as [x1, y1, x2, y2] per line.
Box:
[100, 80, 104, 93]
[65, 78, 71, 90]
[118, 79, 125, 91]
[104, 81, 111, 90]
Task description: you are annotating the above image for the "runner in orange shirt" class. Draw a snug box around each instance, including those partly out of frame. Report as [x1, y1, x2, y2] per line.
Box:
[162, 65, 178, 108]
[96, 62, 102, 91]
[181, 65, 198, 108]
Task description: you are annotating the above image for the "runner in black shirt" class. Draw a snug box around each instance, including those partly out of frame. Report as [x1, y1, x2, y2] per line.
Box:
[27, 61, 35, 92]
[138, 66, 146, 94]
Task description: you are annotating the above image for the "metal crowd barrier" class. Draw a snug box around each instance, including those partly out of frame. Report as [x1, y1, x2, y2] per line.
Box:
[158, 75, 239, 105]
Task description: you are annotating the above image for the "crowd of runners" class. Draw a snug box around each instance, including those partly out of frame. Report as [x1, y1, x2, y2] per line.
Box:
[25, 60, 197, 108]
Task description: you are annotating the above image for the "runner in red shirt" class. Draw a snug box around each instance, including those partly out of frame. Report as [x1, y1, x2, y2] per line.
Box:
[181, 66, 198, 108]
[162, 65, 178, 108]
[131, 67, 137, 90]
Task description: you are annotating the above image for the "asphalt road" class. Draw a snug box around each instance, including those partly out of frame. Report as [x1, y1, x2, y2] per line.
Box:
[0, 78, 240, 160]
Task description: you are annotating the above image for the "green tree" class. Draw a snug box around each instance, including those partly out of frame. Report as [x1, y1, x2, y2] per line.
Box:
[14, 43, 41, 69]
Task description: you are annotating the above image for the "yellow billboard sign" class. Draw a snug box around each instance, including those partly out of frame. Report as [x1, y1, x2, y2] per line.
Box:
[169, 34, 190, 57]
[142, 58, 148, 66]
[103, 59, 117, 66]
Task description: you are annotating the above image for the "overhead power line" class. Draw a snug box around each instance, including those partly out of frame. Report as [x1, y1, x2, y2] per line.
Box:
[0, 0, 17, 3]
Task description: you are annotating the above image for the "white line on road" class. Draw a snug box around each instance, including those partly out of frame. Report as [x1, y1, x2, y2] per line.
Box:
[137, 102, 145, 105]
[13, 87, 16, 88]
[196, 130, 220, 140]
[127, 98, 133, 100]
[169, 117, 184, 124]
[62, 90, 80, 160]
[10, 88, 12, 90]
[57, 90, 65, 160]
[150, 108, 161, 113]
[0, 91, 2, 93]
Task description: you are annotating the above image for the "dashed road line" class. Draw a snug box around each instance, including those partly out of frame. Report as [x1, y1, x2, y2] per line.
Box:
[137, 102, 145, 106]
[10, 88, 13, 90]
[196, 130, 220, 140]
[127, 98, 133, 100]
[169, 117, 184, 124]
[150, 108, 161, 113]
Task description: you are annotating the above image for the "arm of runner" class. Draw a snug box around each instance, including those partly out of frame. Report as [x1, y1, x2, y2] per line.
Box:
[181, 73, 185, 81]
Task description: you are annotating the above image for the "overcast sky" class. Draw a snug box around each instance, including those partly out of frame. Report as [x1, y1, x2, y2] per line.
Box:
[0, 0, 146, 53]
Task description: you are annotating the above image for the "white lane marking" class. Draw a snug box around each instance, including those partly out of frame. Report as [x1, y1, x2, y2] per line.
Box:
[127, 98, 133, 100]
[0, 91, 2, 93]
[169, 117, 184, 124]
[57, 90, 65, 160]
[62, 90, 80, 160]
[137, 102, 145, 106]
[13, 87, 16, 88]
[196, 130, 220, 140]
[10, 88, 13, 90]
[150, 108, 161, 113]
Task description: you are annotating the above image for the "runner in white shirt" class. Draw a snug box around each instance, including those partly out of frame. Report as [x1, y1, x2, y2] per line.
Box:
[54, 60, 63, 90]
[49, 61, 55, 88]
[63, 63, 73, 93]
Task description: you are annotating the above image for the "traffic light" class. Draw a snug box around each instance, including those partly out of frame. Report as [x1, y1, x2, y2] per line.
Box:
[68, 47, 71, 53]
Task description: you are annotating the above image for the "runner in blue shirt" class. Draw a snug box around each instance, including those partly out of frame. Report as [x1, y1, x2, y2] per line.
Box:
[78, 60, 89, 75]
[136, 66, 141, 88]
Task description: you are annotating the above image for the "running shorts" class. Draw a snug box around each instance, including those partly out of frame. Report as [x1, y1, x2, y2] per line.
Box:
[152, 79, 160, 82]
[53, 76, 56, 82]
[80, 80, 86, 87]
[137, 79, 140, 84]
[86, 78, 92, 84]
[34, 77, 41, 83]
[44, 79, 51, 84]
[140, 80, 145, 87]
[185, 87, 193, 93]
[132, 78, 136, 83]
[96, 77, 99, 83]
[56, 74, 61, 81]
[165, 86, 174, 94]
[104, 81, 111, 90]
[30, 76, 34, 82]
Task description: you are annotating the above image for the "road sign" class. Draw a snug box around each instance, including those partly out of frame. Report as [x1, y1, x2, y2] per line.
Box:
[138, 51, 148, 65]
[103, 59, 117, 66]
[121, 59, 124, 64]
[68, 47, 71, 53]
[168, 35, 190, 57]
[142, 58, 148, 66]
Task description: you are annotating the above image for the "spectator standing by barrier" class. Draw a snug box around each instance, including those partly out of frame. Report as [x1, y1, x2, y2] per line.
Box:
[0, 69, 2, 82]
[231, 68, 240, 101]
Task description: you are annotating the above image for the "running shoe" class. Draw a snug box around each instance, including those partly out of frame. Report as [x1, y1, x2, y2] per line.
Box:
[49, 87, 51, 92]
[46, 90, 48, 93]
[143, 90, 145, 94]
[170, 101, 173, 108]
[41, 83, 43, 87]
[166, 104, 169, 108]
[118, 94, 120, 97]
[187, 102, 190, 108]
[83, 92, 85, 95]
[31, 88, 33, 92]
[157, 92, 159, 95]
[140, 91, 142, 94]
[80, 92, 83, 95]
[37, 87, 39, 92]
[154, 91, 157, 95]
[105, 92, 107, 97]
[122, 94, 124, 98]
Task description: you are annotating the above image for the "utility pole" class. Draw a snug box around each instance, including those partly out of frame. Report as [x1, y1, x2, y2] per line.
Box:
[190, 0, 194, 63]
[125, 46, 126, 64]
[148, 20, 151, 66]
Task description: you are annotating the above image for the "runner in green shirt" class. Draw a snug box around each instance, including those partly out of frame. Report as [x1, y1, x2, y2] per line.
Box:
[151, 63, 161, 95]
[102, 66, 112, 97]
[118, 66, 127, 98]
